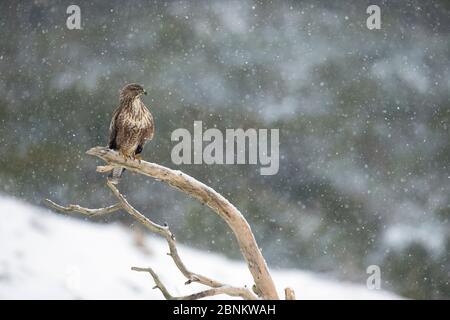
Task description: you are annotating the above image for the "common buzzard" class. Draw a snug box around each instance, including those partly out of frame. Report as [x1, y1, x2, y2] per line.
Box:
[108, 83, 154, 184]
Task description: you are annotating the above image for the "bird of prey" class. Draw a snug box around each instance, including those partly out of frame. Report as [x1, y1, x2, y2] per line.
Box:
[108, 83, 154, 184]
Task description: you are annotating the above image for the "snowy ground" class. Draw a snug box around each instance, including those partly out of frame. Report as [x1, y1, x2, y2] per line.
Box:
[0, 195, 400, 300]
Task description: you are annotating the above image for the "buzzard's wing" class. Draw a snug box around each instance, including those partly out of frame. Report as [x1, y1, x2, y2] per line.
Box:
[141, 107, 154, 142]
[136, 104, 154, 154]
[144, 111, 154, 141]
[108, 108, 120, 150]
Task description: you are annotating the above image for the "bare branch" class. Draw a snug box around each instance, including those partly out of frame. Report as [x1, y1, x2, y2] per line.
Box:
[45, 146, 284, 300]
[106, 180, 227, 289]
[96, 165, 115, 173]
[43, 199, 121, 217]
[46, 183, 252, 297]
[131, 267, 257, 300]
[285, 287, 296, 300]
[106, 180, 170, 236]
[87, 146, 279, 300]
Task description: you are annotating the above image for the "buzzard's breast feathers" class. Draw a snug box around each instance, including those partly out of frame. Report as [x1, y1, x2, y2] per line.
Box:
[108, 97, 154, 157]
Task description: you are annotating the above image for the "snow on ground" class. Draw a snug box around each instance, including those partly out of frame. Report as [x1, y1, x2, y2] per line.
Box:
[0, 195, 400, 299]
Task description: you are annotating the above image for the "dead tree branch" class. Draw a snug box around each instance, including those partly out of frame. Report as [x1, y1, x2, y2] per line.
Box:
[45, 182, 257, 300]
[285, 287, 296, 300]
[132, 267, 257, 300]
[43, 199, 122, 217]
[105, 180, 233, 290]
[45, 146, 290, 300]
[85, 146, 280, 299]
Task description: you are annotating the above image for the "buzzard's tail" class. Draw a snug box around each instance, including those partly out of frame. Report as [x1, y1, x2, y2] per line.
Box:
[108, 167, 124, 184]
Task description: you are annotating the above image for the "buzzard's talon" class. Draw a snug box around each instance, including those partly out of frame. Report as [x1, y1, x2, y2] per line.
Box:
[135, 154, 143, 163]
[119, 151, 132, 162]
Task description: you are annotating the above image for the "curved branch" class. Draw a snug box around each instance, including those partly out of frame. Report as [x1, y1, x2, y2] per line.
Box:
[45, 183, 256, 299]
[43, 199, 122, 217]
[86, 146, 279, 300]
[131, 267, 257, 300]
[106, 180, 226, 289]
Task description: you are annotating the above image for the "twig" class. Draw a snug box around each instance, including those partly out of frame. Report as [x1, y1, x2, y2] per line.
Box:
[131, 267, 257, 300]
[43, 199, 122, 217]
[96, 165, 115, 173]
[285, 287, 296, 300]
[106, 180, 228, 289]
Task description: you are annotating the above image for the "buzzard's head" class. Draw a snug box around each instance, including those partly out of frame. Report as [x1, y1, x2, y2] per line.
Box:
[120, 83, 147, 99]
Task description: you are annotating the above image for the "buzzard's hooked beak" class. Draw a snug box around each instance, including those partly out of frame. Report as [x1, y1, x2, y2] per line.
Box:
[143, 90, 147, 95]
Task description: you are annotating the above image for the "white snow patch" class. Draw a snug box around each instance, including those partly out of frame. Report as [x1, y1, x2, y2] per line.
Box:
[0, 195, 400, 300]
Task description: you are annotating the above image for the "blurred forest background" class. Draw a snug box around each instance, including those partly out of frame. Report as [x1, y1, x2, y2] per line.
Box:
[0, 0, 449, 299]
